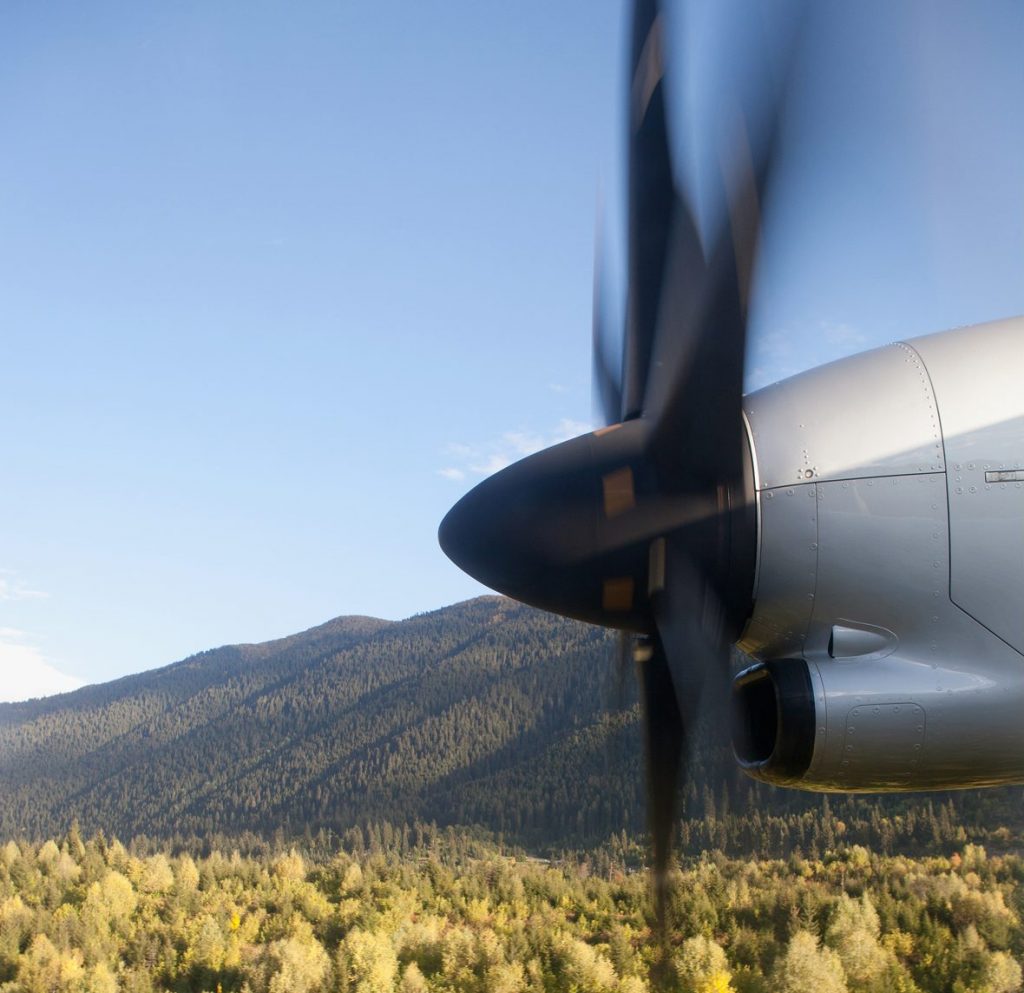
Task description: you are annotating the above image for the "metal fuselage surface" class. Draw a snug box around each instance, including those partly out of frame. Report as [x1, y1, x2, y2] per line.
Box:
[737, 317, 1024, 791]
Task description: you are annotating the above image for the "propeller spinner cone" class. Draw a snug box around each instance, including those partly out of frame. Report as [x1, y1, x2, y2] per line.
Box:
[439, 422, 658, 632]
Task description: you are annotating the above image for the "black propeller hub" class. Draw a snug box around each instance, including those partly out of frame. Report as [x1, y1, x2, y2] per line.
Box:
[440, 420, 654, 631]
[439, 417, 757, 640]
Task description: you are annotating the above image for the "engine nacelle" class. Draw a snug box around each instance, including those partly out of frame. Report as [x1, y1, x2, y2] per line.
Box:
[734, 318, 1024, 792]
[733, 655, 1024, 791]
[732, 660, 816, 786]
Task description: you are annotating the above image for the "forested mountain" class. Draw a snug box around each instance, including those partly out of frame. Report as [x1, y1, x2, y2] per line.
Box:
[0, 598, 644, 844]
[0, 596, 1019, 851]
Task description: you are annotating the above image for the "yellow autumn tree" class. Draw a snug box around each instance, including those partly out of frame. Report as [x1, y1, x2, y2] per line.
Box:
[400, 960, 430, 993]
[775, 930, 847, 993]
[16, 933, 85, 993]
[267, 933, 332, 993]
[343, 927, 399, 993]
[674, 934, 735, 993]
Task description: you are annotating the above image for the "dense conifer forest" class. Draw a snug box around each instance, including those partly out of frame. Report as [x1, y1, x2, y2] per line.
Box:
[1, 597, 1021, 855]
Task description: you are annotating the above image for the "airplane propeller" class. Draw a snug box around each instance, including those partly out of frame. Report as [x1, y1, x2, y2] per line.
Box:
[440, 0, 798, 930]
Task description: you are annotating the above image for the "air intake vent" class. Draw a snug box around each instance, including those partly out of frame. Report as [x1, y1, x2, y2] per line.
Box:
[732, 660, 816, 784]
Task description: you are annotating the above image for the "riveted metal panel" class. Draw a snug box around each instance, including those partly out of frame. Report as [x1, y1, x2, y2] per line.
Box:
[946, 478, 1024, 654]
[744, 343, 944, 489]
[805, 644, 1024, 790]
[908, 319, 1024, 656]
[840, 703, 925, 785]
[737, 483, 818, 661]
[789, 470, 1024, 791]
[803, 474, 953, 786]
[806, 474, 949, 661]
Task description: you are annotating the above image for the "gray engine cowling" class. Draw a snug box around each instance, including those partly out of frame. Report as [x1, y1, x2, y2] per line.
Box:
[732, 655, 1024, 791]
[735, 320, 1024, 793]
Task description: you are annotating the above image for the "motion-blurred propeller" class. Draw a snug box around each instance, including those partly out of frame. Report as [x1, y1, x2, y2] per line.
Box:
[440, 0, 801, 933]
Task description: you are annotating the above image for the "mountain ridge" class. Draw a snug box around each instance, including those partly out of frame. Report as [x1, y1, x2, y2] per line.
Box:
[3, 595, 1021, 855]
[0, 609, 396, 720]
[0, 596, 645, 844]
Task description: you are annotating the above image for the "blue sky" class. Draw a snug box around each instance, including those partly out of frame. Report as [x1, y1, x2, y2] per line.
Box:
[1, 1, 1021, 700]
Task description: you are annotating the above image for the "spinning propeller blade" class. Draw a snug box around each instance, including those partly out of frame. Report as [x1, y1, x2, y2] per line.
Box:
[440, 0, 802, 932]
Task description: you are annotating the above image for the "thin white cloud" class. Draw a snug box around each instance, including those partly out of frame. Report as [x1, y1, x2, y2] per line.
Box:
[0, 630, 83, 703]
[0, 570, 48, 601]
[746, 321, 873, 392]
[468, 453, 514, 475]
[821, 320, 868, 351]
[440, 418, 593, 481]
